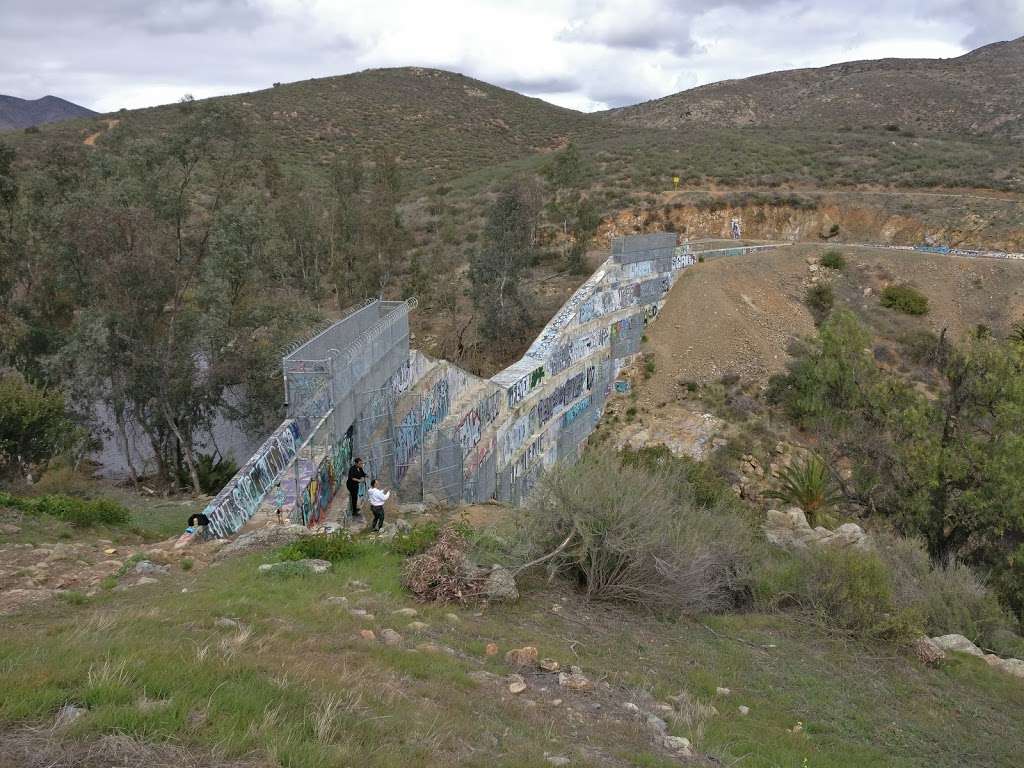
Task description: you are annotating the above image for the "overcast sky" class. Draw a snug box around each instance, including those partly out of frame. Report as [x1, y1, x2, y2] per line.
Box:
[1, 0, 1021, 113]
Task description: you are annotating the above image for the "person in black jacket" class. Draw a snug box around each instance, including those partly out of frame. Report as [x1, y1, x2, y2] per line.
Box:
[346, 458, 367, 519]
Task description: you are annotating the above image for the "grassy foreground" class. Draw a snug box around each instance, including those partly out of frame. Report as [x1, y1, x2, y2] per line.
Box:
[1, 528, 1022, 768]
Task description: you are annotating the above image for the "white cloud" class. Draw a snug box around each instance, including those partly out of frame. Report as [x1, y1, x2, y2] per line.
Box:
[0, 0, 1018, 114]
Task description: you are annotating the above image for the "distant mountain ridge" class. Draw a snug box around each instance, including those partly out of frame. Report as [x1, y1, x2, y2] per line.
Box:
[602, 35, 1024, 139]
[0, 94, 97, 131]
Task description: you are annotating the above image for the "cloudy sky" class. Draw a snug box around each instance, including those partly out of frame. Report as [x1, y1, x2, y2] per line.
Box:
[1, 0, 1022, 113]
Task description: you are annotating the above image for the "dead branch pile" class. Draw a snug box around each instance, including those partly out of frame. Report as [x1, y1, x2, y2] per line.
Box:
[401, 523, 482, 602]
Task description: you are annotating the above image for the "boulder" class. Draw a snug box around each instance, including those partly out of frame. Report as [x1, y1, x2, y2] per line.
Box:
[931, 634, 984, 657]
[507, 674, 527, 694]
[216, 524, 313, 559]
[407, 621, 430, 632]
[377, 519, 413, 542]
[485, 643, 499, 656]
[558, 671, 593, 691]
[380, 629, 403, 646]
[133, 560, 170, 576]
[258, 558, 331, 575]
[644, 714, 668, 736]
[392, 607, 418, 617]
[359, 629, 376, 641]
[505, 646, 539, 667]
[483, 566, 519, 603]
[539, 658, 560, 672]
[983, 654, 1024, 679]
[663, 736, 693, 755]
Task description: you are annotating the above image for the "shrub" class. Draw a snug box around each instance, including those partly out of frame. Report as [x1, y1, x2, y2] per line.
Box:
[755, 546, 914, 642]
[820, 250, 846, 270]
[516, 450, 754, 614]
[0, 491, 130, 527]
[804, 283, 835, 324]
[873, 530, 1018, 649]
[278, 530, 369, 562]
[765, 454, 842, 526]
[388, 521, 442, 557]
[642, 354, 656, 379]
[178, 453, 238, 495]
[0, 373, 77, 478]
[881, 284, 929, 315]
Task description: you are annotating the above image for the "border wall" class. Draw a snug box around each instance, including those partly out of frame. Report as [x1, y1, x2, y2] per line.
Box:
[203, 236, 790, 535]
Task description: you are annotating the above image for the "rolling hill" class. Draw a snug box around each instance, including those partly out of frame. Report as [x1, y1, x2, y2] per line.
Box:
[603, 35, 1024, 139]
[0, 94, 97, 132]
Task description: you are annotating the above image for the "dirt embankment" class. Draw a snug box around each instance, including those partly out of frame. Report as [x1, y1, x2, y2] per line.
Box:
[636, 245, 1024, 405]
[597, 191, 1024, 253]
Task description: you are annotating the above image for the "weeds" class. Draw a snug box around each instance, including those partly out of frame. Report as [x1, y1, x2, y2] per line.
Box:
[0, 491, 130, 527]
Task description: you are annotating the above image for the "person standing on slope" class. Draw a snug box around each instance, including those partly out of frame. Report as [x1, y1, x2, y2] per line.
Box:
[346, 458, 367, 520]
[367, 479, 391, 532]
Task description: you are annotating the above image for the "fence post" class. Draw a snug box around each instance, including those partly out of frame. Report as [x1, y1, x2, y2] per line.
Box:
[419, 410, 425, 503]
[293, 449, 302, 526]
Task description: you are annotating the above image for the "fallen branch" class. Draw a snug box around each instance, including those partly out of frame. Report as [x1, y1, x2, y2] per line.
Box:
[512, 526, 578, 577]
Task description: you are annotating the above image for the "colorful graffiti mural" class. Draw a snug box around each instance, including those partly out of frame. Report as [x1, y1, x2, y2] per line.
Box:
[204, 421, 302, 537]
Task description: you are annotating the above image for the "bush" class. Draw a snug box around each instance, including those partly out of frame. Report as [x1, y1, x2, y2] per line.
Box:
[0, 373, 77, 478]
[804, 283, 834, 324]
[516, 450, 754, 614]
[820, 250, 846, 270]
[388, 521, 442, 557]
[873, 530, 1018, 649]
[0, 491, 130, 527]
[755, 546, 914, 642]
[881, 284, 929, 315]
[278, 530, 369, 562]
[178, 453, 238, 495]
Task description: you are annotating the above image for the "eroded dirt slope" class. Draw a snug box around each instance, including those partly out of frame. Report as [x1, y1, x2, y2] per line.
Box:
[640, 245, 1024, 406]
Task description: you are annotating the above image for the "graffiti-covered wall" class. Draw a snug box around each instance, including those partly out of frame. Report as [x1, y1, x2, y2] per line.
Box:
[203, 421, 302, 537]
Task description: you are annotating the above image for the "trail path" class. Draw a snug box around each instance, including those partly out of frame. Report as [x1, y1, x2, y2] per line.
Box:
[83, 118, 120, 146]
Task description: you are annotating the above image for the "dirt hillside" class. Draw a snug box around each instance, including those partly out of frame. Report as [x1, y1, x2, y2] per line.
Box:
[639, 245, 1024, 406]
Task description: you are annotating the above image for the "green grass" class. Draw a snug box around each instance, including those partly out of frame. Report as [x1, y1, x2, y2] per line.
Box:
[1, 535, 1022, 767]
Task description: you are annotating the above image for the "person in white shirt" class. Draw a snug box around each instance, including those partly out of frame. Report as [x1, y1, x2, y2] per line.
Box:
[366, 479, 391, 532]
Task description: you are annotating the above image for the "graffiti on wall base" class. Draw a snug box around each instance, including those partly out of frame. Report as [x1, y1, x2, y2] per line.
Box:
[205, 421, 302, 537]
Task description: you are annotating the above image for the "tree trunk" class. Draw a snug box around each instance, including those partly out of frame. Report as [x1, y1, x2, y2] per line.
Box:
[114, 407, 140, 488]
[162, 403, 202, 496]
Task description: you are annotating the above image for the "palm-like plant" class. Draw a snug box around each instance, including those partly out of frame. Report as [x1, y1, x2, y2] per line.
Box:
[765, 453, 843, 526]
[1010, 321, 1024, 345]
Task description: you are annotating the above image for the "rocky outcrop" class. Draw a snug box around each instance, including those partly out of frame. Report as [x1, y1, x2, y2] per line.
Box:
[257, 558, 331, 575]
[216, 524, 313, 559]
[930, 634, 1024, 681]
[931, 634, 985, 657]
[763, 507, 869, 550]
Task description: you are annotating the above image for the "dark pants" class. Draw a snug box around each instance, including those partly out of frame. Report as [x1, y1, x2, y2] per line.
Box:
[370, 505, 385, 531]
[347, 483, 360, 516]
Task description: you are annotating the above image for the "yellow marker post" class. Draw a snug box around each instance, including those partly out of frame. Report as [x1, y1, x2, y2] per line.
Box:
[672, 175, 680, 190]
